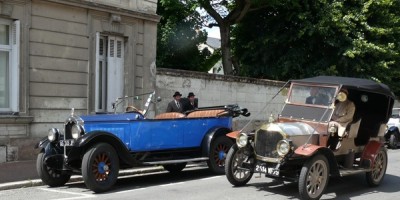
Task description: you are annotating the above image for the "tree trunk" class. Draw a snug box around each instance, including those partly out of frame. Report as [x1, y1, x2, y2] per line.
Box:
[219, 24, 233, 75]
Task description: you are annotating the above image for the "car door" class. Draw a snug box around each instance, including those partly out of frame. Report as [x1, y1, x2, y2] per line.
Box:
[130, 119, 184, 151]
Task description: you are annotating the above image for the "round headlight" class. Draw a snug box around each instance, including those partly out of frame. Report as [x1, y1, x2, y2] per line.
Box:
[277, 140, 291, 157]
[328, 125, 338, 133]
[48, 128, 59, 142]
[236, 133, 248, 148]
[336, 91, 347, 102]
[71, 125, 83, 139]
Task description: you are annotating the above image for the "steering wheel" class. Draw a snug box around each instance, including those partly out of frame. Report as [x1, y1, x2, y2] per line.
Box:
[125, 106, 140, 113]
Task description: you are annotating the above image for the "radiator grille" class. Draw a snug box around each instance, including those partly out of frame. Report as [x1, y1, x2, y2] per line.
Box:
[64, 122, 73, 140]
[254, 130, 283, 158]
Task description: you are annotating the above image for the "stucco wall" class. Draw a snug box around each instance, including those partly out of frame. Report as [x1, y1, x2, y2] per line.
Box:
[0, 0, 158, 162]
[156, 68, 288, 131]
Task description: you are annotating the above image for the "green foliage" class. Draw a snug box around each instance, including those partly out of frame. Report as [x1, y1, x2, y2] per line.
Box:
[157, 0, 212, 71]
[233, 0, 400, 96]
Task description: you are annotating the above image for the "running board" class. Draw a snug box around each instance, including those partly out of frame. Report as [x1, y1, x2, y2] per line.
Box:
[142, 157, 209, 165]
[339, 168, 371, 176]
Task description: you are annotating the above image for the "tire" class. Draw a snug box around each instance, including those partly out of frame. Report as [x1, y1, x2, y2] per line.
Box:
[36, 152, 71, 187]
[225, 144, 254, 186]
[389, 134, 398, 149]
[366, 147, 387, 186]
[82, 143, 119, 193]
[207, 136, 234, 174]
[163, 163, 187, 174]
[298, 154, 330, 200]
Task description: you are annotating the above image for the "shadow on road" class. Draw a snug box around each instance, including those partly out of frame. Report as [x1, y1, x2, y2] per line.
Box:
[62, 165, 216, 193]
[246, 172, 400, 199]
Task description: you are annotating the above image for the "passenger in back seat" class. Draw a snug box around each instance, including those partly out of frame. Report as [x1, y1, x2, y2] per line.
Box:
[166, 91, 183, 113]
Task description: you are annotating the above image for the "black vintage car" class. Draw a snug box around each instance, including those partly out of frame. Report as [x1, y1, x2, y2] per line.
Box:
[225, 76, 394, 200]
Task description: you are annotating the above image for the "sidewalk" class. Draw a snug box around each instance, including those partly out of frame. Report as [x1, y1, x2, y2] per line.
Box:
[0, 160, 166, 191]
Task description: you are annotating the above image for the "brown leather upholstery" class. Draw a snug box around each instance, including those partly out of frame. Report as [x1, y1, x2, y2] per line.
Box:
[154, 112, 186, 119]
[186, 109, 227, 118]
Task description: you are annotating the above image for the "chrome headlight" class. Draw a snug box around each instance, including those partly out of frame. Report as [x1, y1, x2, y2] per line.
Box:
[236, 133, 248, 148]
[71, 124, 84, 139]
[276, 140, 291, 157]
[48, 128, 60, 142]
[328, 124, 338, 133]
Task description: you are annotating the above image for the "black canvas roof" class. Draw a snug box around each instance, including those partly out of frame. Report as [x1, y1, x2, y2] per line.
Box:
[292, 76, 395, 98]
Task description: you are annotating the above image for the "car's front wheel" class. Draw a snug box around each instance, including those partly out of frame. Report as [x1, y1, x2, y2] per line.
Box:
[82, 143, 119, 193]
[298, 154, 329, 200]
[366, 147, 387, 186]
[36, 152, 71, 187]
[225, 144, 254, 186]
[389, 134, 398, 149]
[163, 163, 187, 174]
[207, 136, 234, 174]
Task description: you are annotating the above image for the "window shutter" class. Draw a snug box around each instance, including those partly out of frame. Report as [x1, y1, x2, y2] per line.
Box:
[10, 20, 19, 112]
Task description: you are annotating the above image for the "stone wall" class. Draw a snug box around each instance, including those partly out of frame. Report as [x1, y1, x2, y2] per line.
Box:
[0, 0, 159, 162]
[156, 68, 288, 131]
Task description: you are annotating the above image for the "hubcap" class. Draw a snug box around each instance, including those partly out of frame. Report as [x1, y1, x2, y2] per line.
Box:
[372, 151, 385, 181]
[93, 153, 111, 181]
[214, 144, 229, 167]
[233, 149, 252, 180]
[306, 160, 327, 198]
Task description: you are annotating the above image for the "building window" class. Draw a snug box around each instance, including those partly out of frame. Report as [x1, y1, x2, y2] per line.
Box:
[95, 33, 124, 112]
[0, 19, 19, 113]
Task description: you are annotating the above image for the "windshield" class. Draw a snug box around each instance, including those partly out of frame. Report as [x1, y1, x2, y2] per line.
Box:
[391, 108, 400, 118]
[288, 84, 337, 106]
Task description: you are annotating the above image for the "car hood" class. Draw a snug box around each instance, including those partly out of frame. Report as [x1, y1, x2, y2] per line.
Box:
[263, 122, 319, 137]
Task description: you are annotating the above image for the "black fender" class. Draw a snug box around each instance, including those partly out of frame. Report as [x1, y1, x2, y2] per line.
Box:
[201, 127, 233, 157]
[75, 131, 136, 168]
[316, 148, 340, 177]
[384, 126, 400, 140]
[35, 136, 64, 156]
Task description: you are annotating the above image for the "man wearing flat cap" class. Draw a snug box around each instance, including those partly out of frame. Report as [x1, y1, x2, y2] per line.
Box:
[182, 92, 198, 112]
[166, 91, 183, 113]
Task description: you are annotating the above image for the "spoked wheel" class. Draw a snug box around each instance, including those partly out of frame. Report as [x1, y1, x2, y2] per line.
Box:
[366, 147, 388, 186]
[36, 152, 71, 187]
[298, 154, 329, 200]
[82, 143, 119, 193]
[207, 136, 234, 174]
[389, 135, 398, 149]
[163, 163, 187, 174]
[225, 144, 254, 186]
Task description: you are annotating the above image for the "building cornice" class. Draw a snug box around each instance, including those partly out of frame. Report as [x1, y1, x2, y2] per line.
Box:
[44, 0, 160, 22]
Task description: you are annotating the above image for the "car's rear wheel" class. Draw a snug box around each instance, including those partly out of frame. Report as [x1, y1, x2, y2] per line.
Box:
[225, 144, 254, 186]
[82, 143, 119, 193]
[298, 154, 329, 200]
[163, 163, 187, 174]
[366, 147, 387, 186]
[36, 152, 71, 187]
[207, 136, 234, 174]
[389, 134, 398, 149]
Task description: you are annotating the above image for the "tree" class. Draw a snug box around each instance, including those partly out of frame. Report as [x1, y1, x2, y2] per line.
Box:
[156, 0, 212, 71]
[233, 0, 400, 96]
[196, 0, 273, 75]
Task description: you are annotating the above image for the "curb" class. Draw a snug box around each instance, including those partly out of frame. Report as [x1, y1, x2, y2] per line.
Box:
[0, 166, 165, 191]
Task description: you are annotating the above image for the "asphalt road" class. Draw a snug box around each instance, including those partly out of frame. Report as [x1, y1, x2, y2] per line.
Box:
[2, 149, 400, 200]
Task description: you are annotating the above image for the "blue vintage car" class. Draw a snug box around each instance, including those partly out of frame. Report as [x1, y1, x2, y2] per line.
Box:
[36, 92, 250, 192]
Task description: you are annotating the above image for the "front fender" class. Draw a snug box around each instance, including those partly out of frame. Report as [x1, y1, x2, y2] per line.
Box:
[294, 144, 340, 176]
[201, 127, 232, 157]
[76, 131, 136, 168]
[361, 140, 384, 168]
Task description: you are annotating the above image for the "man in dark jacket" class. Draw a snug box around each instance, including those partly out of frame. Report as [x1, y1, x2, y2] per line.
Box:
[166, 91, 183, 113]
[182, 92, 198, 112]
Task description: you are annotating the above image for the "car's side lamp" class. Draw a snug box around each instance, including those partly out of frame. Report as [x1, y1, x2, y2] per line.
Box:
[336, 92, 347, 102]
[156, 96, 162, 102]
